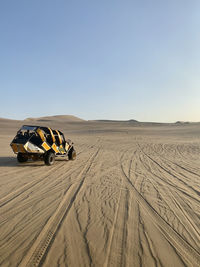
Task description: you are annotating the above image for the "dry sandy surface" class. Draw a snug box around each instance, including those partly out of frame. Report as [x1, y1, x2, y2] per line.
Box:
[0, 119, 200, 267]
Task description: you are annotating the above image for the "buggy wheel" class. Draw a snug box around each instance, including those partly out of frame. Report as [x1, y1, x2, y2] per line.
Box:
[68, 148, 76, 160]
[44, 151, 55, 166]
[17, 153, 28, 163]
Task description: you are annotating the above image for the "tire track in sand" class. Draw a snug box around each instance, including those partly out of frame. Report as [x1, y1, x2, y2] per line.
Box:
[103, 151, 127, 267]
[0, 151, 84, 208]
[120, 150, 200, 267]
[0, 162, 65, 208]
[19, 148, 100, 267]
[0, 152, 95, 265]
[137, 143, 200, 204]
[135, 156, 200, 250]
[135, 150, 200, 245]
[140, 143, 200, 197]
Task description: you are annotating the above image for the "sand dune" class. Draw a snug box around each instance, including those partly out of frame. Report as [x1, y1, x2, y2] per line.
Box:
[25, 115, 84, 122]
[0, 120, 200, 266]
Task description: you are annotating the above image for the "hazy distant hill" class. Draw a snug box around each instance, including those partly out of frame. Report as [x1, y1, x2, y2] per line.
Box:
[0, 117, 20, 122]
[0, 115, 198, 125]
[25, 115, 84, 122]
[92, 119, 139, 123]
[175, 121, 190, 124]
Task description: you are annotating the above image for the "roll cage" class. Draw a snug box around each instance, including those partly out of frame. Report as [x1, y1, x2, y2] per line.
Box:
[13, 125, 67, 147]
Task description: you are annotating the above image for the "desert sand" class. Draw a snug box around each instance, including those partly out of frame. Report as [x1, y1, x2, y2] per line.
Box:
[0, 117, 200, 267]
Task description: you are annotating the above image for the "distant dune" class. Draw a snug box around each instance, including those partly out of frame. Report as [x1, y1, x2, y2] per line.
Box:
[25, 115, 85, 122]
[175, 121, 190, 124]
[0, 117, 19, 122]
[0, 116, 199, 125]
[92, 119, 139, 123]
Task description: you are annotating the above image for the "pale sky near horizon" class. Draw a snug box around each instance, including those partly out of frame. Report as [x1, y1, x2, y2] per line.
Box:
[0, 0, 200, 122]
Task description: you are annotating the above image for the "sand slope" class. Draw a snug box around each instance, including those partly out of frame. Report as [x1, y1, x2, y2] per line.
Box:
[25, 115, 84, 122]
[0, 121, 200, 267]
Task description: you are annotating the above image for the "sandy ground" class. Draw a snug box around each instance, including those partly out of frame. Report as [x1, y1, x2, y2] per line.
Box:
[0, 120, 200, 267]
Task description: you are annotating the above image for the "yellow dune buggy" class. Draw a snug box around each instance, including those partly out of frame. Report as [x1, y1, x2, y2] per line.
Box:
[10, 125, 76, 165]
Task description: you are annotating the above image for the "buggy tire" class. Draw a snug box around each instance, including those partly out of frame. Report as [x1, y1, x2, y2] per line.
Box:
[68, 148, 76, 160]
[44, 151, 55, 166]
[17, 153, 28, 163]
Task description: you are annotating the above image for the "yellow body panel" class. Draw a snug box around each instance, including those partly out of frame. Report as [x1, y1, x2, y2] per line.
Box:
[42, 142, 51, 151]
[11, 143, 18, 153]
[19, 144, 26, 153]
[52, 143, 59, 153]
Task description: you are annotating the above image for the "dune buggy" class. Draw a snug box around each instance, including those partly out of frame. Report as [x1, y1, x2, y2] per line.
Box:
[10, 125, 76, 165]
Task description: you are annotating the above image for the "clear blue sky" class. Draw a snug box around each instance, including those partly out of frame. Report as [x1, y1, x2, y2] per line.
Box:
[0, 0, 200, 122]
